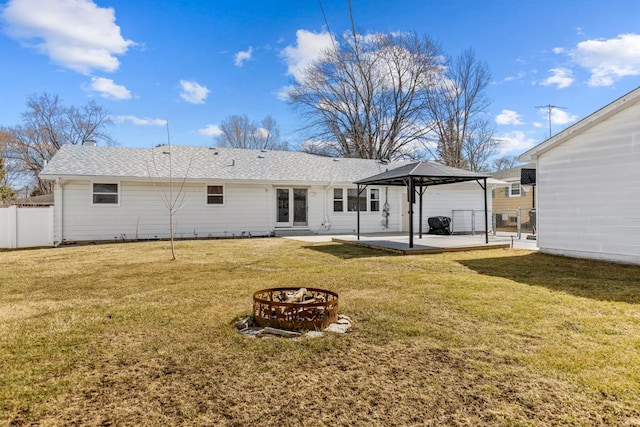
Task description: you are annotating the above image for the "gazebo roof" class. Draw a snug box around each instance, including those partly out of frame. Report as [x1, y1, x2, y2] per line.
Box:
[354, 161, 489, 187]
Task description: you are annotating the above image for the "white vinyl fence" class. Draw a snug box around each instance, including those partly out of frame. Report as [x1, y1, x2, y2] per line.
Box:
[0, 206, 54, 249]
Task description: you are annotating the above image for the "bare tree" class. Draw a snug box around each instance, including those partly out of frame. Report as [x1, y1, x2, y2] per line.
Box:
[424, 48, 497, 171]
[492, 155, 520, 172]
[287, 30, 443, 160]
[464, 119, 500, 172]
[4, 93, 112, 194]
[217, 114, 288, 150]
[0, 129, 21, 197]
[0, 157, 14, 203]
[147, 130, 193, 261]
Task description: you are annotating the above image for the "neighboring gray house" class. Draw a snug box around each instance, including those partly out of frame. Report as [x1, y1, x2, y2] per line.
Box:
[39, 145, 496, 244]
[519, 86, 640, 265]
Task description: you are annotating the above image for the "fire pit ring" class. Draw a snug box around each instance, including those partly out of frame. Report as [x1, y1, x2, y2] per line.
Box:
[253, 287, 338, 331]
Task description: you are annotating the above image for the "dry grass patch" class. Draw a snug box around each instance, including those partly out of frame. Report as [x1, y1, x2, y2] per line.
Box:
[1, 238, 640, 425]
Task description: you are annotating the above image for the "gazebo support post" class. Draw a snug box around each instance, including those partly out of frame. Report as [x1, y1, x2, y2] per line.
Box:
[418, 186, 423, 239]
[408, 178, 415, 248]
[356, 184, 361, 241]
[418, 185, 428, 239]
[482, 178, 489, 244]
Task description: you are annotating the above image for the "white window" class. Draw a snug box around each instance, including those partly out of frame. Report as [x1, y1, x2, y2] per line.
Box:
[333, 188, 344, 212]
[207, 185, 224, 205]
[347, 188, 367, 212]
[508, 183, 522, 197]
[92, 183, 118, 204]
[370, 188, 380, 212]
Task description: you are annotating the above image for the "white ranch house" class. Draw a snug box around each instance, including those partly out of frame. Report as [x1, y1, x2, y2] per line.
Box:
[519, 86, 640, 265]
[39, 145, 495, 245]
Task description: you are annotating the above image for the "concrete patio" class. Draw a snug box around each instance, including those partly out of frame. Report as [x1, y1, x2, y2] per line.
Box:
[286, 232, 538, 255]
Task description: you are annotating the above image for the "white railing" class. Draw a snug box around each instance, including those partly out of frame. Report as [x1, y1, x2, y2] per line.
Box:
[451, 209, 492, 235]
[0, 206, 54, 249]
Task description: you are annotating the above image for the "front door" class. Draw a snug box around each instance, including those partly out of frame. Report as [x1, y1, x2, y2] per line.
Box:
[276, 188, 308, 227]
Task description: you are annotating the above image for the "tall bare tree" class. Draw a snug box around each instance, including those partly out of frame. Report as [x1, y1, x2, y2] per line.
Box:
[4, 93, 112, 194]
[287, 30, 443, 160]
[217, 114, 287, 150]
[424, 48, 498, 171]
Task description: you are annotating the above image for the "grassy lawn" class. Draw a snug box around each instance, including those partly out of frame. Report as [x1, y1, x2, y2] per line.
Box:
[2, 238, 640, 426]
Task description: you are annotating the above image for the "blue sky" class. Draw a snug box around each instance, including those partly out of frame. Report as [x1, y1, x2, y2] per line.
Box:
[1, 0, 639, 160]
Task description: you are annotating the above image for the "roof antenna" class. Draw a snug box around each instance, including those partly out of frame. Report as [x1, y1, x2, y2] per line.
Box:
[535, 104, 566, 139]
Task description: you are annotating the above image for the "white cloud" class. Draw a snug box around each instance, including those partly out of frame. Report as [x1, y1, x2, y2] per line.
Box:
[503, 71, 525, 82]
[552, 47, 564, 54]
[540, 68, 574, 89]
[179, 80, 210, 104]
[569, 33, 640, 86]
[550, 108, 578, 126]
[255, 127, 270, 139]
[198, 124, 223, 137]
[496, 131, 539, 154]
[495, 109, 523, 125]
[275, 85, 295, 101]
[533, 108, 578, 131]
[89, 77, 131, 100]
[281, 29, 334, 82]
[234, 46, 253, 67]
[114, 115, 167, 126]
[1, 0, 133, 74]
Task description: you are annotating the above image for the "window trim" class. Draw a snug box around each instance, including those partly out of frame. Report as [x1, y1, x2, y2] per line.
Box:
[332, 186, 384, 213]
[508, 182, 522, 197]
[206, 184, 225, 206]
[369, 188, 380, 212]
[91, 182, 120, 206]
[333, 188, 344, 212]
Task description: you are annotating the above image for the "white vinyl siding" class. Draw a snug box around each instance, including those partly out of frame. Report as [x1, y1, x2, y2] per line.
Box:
[54, 179, 492, 242]
[536, 100, 640, 263]
[411, 182, 492, 233]
[61, 181, 273, 241]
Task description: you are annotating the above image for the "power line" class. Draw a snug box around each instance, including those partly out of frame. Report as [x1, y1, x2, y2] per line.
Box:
[317, 0, 337, 51]
[535, 104, 566, 139]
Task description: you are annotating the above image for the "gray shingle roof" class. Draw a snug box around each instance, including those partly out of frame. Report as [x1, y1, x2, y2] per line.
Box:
[356, 161, 489, 186]
[39, 145, 405, 184]
[491, 163, 535, 181]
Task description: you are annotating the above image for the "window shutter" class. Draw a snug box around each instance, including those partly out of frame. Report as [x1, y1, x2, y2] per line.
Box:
[504, 187, 509, 197]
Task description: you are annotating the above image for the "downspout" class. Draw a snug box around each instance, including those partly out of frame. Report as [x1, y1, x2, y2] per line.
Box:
[54, 178, 64, 247]
[322, 174, 334, 231]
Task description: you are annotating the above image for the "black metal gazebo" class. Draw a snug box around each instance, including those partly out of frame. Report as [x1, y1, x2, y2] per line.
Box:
[355, 161, 490, 248]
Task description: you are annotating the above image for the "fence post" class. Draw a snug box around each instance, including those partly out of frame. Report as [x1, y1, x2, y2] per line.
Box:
[492, 211, 496, 235]
[9, 205, 17, 249]
[471, 210, 476, 235]
[517, 208, 521, 240]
